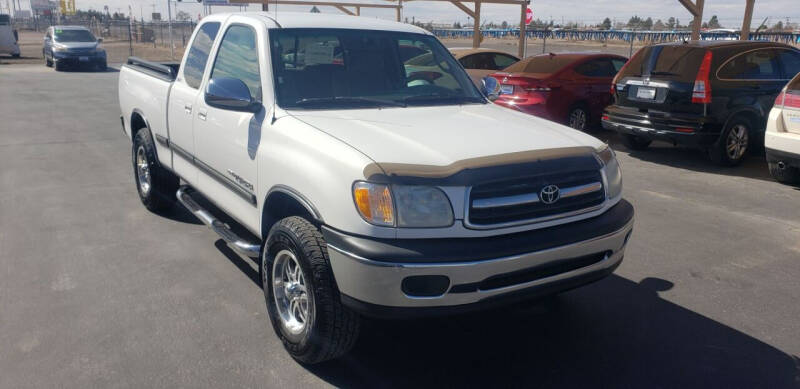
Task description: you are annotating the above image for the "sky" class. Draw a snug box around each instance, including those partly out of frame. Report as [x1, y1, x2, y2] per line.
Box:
[9, 0, 800, 27]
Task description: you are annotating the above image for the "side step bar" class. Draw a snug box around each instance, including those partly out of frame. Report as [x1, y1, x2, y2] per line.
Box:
[176, 186, 261, 258]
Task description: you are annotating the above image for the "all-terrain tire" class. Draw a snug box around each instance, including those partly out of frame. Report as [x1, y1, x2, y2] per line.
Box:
[132, 129, 179, 212]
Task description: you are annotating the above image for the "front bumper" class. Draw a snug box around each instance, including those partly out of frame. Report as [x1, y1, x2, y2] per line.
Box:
[603, 105, 719, 147]
[53, 52, 106, 66]
[324, 199, 634, 318]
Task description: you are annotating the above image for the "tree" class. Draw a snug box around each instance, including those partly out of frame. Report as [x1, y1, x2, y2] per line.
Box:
[643, 17, 653, 30]
[627, 15, 643, 28]
[654, 19, 666, 31]
[175, 10, 191, 22]
[771, 21, 784, 32]
[453, 21, 462, 29]
[707, 15, 722, 29]
[310, 6, 320, 13]
[601, 17, 612, 30]
[501, 20, 508, 29]
[666, 17, 676, 30]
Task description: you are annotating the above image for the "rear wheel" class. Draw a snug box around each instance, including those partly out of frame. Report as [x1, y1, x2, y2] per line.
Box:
[567, 105, 590, 132]
[768, 162, 800, 185]
[621, 134, 652, 150]
[710, 118, 751, 166]
[263, 216, 360, 364]
[132, 129, 179, 212]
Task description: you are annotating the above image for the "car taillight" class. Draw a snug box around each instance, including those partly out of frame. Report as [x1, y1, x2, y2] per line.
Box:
[692, 50, 713, 104]
[774, 91, 785, 108]
[611, 49, 643, 95]
[784, 92, 800, 109]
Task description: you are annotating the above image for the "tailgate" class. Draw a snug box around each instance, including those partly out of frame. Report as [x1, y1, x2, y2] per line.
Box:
[615, 46, 706, 114]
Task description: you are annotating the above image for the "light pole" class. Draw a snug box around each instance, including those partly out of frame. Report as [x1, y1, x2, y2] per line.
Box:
[167, 0, 174, 59]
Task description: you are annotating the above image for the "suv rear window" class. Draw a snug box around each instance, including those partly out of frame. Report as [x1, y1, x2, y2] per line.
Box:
[504, 55, 576, 74]
[618, 46, 705, 82]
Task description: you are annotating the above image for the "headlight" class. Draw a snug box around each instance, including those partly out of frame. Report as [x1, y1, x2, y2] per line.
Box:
[596, 145, 623, 199]
[352, 182, 454, 227]
[393, 185, 453, 227]
[53, 44, 68, 52]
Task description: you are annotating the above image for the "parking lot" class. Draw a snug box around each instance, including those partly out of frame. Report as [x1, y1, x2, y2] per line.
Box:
[1, 62, 799, 388]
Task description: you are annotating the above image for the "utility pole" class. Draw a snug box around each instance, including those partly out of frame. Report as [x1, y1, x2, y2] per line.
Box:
[167, 0, 174, 59]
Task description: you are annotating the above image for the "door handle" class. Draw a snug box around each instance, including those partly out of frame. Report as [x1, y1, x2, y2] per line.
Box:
[184, 104, 192, 114]
[197, 110, 207, 121]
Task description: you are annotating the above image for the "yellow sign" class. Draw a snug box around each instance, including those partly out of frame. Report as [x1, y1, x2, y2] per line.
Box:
[60, 0, 76, 15]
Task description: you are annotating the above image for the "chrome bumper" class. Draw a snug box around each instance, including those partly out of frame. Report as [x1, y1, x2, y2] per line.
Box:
[327, 219, 633, 308]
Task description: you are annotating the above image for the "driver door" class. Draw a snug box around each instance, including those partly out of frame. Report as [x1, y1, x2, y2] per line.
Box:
[192, 21, 268, 232]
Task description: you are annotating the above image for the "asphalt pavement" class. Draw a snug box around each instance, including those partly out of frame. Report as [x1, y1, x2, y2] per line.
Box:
[1, 64, 799, 388]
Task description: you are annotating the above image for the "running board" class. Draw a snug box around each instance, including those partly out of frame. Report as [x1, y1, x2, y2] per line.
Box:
[176, 186, 261, 258]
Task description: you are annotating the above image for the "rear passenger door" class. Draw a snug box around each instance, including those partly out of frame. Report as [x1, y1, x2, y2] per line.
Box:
[167, 21, 220, 183]
[716, 48, 786, 127]
[192, 21, 267, 231]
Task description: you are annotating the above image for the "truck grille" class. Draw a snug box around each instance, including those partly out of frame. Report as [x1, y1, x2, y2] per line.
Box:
[467, 170, 605, 227]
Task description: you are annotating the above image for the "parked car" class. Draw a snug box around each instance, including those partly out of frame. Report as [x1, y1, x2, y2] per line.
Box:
[0, 14, 20, 57]
[450, 48, 519, 86]
[603, 40, 800, 166]
[489, 53, 628, 132]
[119, 13, 634, 364]
[765, 72, 800, 184]
[43, 26, 107, 71]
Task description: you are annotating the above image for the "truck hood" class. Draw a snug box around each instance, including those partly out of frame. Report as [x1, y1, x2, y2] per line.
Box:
[289, 103, 604, 173]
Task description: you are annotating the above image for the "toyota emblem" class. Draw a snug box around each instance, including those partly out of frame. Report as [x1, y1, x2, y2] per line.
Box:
[540, 184, 560, 205]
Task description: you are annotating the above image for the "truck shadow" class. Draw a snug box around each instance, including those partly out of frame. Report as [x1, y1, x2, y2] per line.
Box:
[305, 275, 800, 388]
[591, 129, 775, 183]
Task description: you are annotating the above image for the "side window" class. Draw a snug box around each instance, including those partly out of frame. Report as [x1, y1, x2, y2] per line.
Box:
[611, 59, 626, 73]
[183, 22, 220, 89]
[576, 59, 616, 77]
[777, 49, 800, 80]
[492, 54, 518, 70]
[459, 54, 480, 69]
[210, 25, 261, 101]
[718, 49, 781, 80]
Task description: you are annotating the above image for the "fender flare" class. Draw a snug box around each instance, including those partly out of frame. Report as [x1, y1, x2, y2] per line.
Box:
[265, 185, 323, 222]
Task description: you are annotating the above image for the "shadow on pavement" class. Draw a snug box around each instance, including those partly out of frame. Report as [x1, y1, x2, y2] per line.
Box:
[306, 275, 800, 388]
[592, 129, 774, 183]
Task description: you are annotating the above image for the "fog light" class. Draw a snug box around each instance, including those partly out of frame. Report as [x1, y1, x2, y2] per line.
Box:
[401, 275, 450, 297]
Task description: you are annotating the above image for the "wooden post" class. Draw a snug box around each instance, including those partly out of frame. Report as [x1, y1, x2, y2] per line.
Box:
[396, 0, 401, 21]
[740, 0, 754, 41]
[356, 6, 360, 15]
[691, 0, 704, 40]
[472, 0, 481, 48]
[518, 2, 526, 58]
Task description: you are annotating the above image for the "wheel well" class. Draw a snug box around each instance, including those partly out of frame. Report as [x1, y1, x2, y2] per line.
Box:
[130, 112, 147, 139]
[726, 110, 761, 131]
[261, 190, 318, 238]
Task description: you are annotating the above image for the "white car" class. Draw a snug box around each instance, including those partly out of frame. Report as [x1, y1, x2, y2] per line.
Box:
[0, 14, 20, 57]
[118, 12, 634, 363]
[766, 74, 800, 184]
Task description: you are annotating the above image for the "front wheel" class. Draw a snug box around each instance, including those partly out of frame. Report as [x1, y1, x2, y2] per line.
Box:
[263, 216, 360, 364]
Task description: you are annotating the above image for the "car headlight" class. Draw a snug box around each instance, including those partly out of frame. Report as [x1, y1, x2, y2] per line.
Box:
[596, 145, 623, 200]
[352, 182, 454, 227]
[53, 44, 68, 52]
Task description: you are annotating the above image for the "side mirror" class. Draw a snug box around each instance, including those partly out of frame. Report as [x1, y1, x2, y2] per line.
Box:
[481, 76, 500, 101]
[205, 77, 259, 112]
[97, 38, 103, 43]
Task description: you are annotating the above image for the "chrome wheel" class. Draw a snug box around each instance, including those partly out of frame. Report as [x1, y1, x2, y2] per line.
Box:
[726, 124, 749, 161]
[135, 145, 151, 195]
[569, 108, 587, 130]
[272, 249, 312, 337]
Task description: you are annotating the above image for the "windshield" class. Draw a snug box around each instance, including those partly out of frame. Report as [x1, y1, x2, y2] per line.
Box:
[269, 28, 484, 109]
[54, 29, 96, 43]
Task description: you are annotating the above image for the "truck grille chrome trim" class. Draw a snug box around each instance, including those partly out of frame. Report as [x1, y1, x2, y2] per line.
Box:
[176, 186, 261, 258]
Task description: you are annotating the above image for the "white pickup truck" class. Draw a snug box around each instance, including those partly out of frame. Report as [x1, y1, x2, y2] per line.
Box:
[118, 12, 634, 363]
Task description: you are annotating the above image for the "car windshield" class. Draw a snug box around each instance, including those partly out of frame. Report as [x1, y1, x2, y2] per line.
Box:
[269, 28, 485, 109]
[54, 29, 96, 42]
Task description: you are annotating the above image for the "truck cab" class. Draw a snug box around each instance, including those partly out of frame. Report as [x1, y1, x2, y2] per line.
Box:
[118, 12, 634, 364]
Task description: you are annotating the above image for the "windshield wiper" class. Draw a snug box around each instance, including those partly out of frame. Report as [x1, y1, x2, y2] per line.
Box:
[293, 96, 406, 108]
[402, 94, 485, 105]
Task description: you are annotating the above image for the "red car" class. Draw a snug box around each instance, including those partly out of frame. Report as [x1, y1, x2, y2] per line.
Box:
[490, 53, 627, 131]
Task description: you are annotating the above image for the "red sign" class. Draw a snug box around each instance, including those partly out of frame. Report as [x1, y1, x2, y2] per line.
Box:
[525, 8, 533, 25]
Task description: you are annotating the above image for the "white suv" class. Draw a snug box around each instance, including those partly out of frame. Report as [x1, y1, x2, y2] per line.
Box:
[766, 73, 800, 184]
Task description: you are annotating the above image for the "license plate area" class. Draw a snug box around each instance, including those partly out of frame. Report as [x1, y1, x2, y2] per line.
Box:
[636, 86, 656, 100]
[79, 56, 89, 62]
[500, 84, 514, 95]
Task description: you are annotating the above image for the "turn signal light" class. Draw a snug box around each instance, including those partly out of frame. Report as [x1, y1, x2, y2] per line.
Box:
[353, 182, 394, 226]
